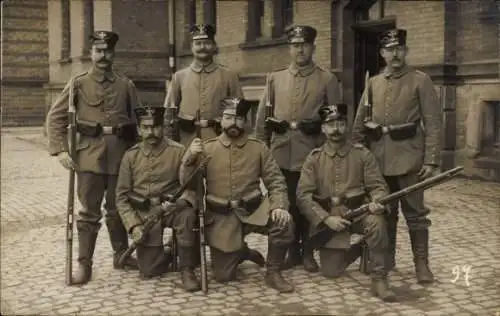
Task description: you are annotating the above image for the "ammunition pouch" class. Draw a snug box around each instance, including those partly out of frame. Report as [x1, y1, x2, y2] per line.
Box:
[313, 191, 366, 215]
[265, 117, 288, 134]
[76, 120, 102, 137]
[127, 191, 151, 211]
[364, 120, 419, 142]
[363, 121, 384, 141]
[265, 117, 322, 135]
[388, 121, 418, 141]
[206, 191, 263, 216]
[298, 119, 322, 135]
[76, 120, 137, 142]
[178, 115, 220, 134]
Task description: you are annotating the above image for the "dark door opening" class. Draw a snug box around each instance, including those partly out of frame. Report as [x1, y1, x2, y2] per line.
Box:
[352, 19, 396, 110]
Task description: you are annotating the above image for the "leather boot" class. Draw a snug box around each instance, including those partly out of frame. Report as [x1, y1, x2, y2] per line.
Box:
[385, 214, 398, 271]
[371, 278, 397, 302]
[178, 247, 201, 292]
[72, 222, 99, 285]
[410, 230, 434, 284]
[266, 243, 294, 293]
[302, 243, 319, 273]
[281, 242, 302, 270]
[106, 216, 138, 270]
[238, 244, 265, 267]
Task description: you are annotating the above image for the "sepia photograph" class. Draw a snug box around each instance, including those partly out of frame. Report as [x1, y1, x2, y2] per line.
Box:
[1, 0, 499, 315]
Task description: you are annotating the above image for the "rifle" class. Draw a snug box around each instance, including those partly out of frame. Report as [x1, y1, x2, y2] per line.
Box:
[194, 109, 209, 293]
[116, 155, 210, 268]
[264, 73, 274, 147]
[309, 166, 464, 248]
[362, 71, 385, 143]
[65, 77, 77, 286]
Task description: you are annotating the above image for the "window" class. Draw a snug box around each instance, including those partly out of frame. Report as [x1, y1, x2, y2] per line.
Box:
[183, 0, 197, 51]
[272, 0, 294, 38]
[246, 0, 265, 42]
[203, 0, 217, 31]
[82, 0, 94, 54]
[60, 0, 71, 60]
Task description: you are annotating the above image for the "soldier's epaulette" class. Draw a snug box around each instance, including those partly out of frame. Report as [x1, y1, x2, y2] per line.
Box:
[353, 143, 368, 150]
[203, 137, 218, 145]
[247, 137, 266, 145]
[166, 139, 184, 149]
[271, 65, 289, 73]
[310, 147, 322, 155]
[315, 65, 330, 72]
[71, 71, 88, 82]
[127, 143, 140, 151]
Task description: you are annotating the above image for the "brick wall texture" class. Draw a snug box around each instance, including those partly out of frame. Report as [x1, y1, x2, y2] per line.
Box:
[2, 0, 49, 126]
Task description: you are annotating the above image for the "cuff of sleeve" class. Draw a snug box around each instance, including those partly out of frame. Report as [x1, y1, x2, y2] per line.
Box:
[311, 207, 330, 228]
[124, 216, 143, 234]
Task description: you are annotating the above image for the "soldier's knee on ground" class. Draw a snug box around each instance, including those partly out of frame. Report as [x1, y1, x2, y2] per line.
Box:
[174, 207, 198, 247]
[319, 248, 346, 278]
[210, 248, 241, 283]
[269, 217, 296, 245]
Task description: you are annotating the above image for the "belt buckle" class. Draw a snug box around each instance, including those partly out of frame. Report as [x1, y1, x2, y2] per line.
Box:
[330, 197, 342, 206]
[229, 200, 241, 209]
[102, 126, 114, 135]
[289, 120, 298, 130]
[382, 126, 390, 134]
[198, 120, 209, 128]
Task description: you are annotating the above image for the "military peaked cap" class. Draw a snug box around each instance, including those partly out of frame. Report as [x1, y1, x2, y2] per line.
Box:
[286, 25, 317, 44]
[319, 104, 348, 122]
[380, 28, 407, 48]
[134, 105, 166, 125]
[89, 30, 119, 48]
[190, 24, 216, 40]
[221, 97, 253, 118]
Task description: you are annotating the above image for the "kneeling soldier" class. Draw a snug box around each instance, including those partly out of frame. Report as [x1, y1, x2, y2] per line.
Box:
[116, 105, 201, 292]
[181, 97, 295, 293]
[296, 104, 396, 302]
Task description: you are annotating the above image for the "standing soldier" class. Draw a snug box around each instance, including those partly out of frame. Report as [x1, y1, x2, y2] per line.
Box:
[254, 25, 341, 272]
[181, 97, 295, 293]
[352, 28, 442, 284]
[115, 106, 201, 292]
[297, 104, 396, 302]
[163, 24, 243, 145]
[163, 24, 263, 266]
[46, 31, 140, 284]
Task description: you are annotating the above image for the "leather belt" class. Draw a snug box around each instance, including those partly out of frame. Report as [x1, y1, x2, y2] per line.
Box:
[102, 126, 115, 135]
[288, 120, 299, 130]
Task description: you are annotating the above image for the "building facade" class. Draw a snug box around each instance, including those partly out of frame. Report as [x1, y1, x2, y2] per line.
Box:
[2, 0, 499, 181]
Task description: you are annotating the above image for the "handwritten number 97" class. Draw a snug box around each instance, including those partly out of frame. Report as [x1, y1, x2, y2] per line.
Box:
[451, 264, 471, 286]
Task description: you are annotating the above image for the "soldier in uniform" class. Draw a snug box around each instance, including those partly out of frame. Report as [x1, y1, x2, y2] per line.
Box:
[297, 103, 396, 302]
[254, 25, 341, 272]
[46, 31, 140, 284]
[163, 24, 244, 145]
[181, 97, 295, 293]
[352, 29, 442, 284]
[163, 24, 262, 266]
[115, 106, 201, 292]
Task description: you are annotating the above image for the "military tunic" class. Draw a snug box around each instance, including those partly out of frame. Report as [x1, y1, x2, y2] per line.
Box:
[254, 63, 341, 172]
[116, 138, 197, 277]
[352, 66, 441, 230]
[46, 67, 141, 226]
[164, 61, 243, 145]
[296, 141, 389, 278]
[352, 66, 442, 176]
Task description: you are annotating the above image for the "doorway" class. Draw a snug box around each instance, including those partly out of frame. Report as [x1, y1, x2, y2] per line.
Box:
[352, 18, 396, 109]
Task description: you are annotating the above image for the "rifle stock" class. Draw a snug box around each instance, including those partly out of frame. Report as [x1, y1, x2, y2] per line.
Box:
[65, 78, 77, 286]
[309, 166, 464, 247]
[195, 110, 208, 293]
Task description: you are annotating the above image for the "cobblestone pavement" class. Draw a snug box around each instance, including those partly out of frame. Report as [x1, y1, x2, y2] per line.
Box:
[1, 127, 499, 316]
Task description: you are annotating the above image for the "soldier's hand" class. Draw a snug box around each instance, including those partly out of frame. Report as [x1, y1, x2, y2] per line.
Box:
[368, 202, 386, 215]
[271, 208, 291, 227]
[323, 216, 351, 232]
[131, 225, 145, 244]
[189, 138, 204, 155]
[418, 165, 436, 180]
[160, 200, 174, 211]
[57, 151, 77, 170]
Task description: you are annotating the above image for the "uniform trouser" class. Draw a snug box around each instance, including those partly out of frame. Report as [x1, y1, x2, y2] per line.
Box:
[384, 172, 432, 267]
[319, 214, 388, 279]
[137, 207, 197, 278]
[210, 218, 295, 283]
[281, 169, 310, 252]
[77, 172, 129, 263]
